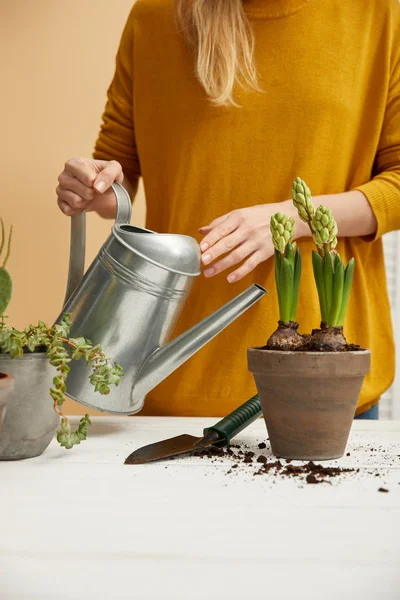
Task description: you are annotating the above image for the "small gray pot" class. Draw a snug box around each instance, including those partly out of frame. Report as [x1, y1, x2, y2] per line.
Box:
[0, 353, 60, 460]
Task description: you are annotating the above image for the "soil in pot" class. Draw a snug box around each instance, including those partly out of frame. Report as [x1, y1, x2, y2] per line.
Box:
[247, 347, 371, 461]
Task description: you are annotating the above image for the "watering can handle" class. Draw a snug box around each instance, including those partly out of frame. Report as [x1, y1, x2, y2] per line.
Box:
[63, 182, 132, 307]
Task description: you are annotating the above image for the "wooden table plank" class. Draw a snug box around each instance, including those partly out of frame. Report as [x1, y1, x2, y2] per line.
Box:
[1, 418, 399, 600]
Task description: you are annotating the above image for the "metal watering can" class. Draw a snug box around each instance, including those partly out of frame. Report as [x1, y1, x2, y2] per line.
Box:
[57, 183, 266, 414]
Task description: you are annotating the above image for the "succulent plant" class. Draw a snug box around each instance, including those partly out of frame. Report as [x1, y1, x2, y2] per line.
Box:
[0, 313, 124, 449]
[0, 218, 124, 449]
[0, 219, 13, 316]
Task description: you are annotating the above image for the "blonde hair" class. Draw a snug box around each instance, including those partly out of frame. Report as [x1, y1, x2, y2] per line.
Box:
[176, 0, 259, 106]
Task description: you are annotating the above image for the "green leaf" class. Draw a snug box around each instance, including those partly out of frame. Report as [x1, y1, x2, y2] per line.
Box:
[312, 250, 327, 323]
[285, 243, 295, 270]
[279, 258, 294, 323]
[328, 260, 344, 326]
[290, 247, 302, 322]
[50, 387, 64, 403]
[49, 357, 71, 367]
[71, 348, 86, 360]
[69, 337, 86, 347]
[56, 414, 91, 450]
[274, 250, 284, 321]
[324, 253, 334, 318]
[26, 338, 37, 352]
[338, 257, 355, 326]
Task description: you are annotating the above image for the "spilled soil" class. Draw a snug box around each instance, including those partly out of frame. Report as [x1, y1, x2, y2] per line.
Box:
[194, 444, 356, 485]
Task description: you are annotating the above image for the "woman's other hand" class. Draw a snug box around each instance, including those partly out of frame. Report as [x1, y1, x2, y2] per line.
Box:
[199, 202, 307, 283]
[56, 158, 125, 217]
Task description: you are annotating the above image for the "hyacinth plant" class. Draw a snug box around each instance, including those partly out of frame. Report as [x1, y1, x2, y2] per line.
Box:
[291, 177, 355, 351]
[0, 220, 124, 449]
[266, 213, 303, 350]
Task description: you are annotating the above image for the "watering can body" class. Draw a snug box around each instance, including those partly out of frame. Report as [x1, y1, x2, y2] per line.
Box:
[57, 183, 266, 415]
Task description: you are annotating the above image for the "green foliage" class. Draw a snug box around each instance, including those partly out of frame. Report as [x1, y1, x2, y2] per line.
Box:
[57, 415, 92, 449]
[0, 219, 13, 315]
[0, 313, 124, 449]
[271, 212, 302, 324]
[312, 251, 355, 327]
[291, 178, 356, 329]
[274, 245, 302, 323]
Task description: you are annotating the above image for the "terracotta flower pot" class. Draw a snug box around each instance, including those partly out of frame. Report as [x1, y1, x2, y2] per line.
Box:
[0, 372, 14, 432]
[247, 348, 371, 461]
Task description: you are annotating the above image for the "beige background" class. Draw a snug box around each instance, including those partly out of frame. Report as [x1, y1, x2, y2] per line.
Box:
[1, 0, 145, 415]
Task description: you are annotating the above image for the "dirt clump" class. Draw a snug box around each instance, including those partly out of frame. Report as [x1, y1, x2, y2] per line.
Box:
[194, 443, 356, 485]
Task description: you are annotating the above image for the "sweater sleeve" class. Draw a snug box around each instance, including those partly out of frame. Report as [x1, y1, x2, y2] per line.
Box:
[355, 15, 400, 240]
[93, 9, 140, 193]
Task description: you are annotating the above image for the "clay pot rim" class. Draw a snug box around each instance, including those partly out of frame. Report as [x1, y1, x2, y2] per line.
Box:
[248, 346, 370, 356]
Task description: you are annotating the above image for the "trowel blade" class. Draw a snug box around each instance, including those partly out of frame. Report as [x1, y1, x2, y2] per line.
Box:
[124, 433, 218, 464]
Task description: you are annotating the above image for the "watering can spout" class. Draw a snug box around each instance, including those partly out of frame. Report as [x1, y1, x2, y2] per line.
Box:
[131, 284, 267, 402]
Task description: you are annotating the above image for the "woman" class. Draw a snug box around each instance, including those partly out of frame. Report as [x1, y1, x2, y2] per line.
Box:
[56, 0, 400, 419]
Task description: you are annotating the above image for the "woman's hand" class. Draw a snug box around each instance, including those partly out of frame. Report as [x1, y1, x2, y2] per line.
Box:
[56, 158, 125, 217]
[199, 201, 306, 283]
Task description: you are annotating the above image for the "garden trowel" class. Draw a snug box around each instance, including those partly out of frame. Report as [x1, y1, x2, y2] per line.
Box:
[124, 394, 262, 464]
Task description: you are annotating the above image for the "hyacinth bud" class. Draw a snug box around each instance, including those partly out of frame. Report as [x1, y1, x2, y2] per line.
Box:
[291, 177, 315, 223]
[311, 205, 338, 248]
[270, 213, 295, 253]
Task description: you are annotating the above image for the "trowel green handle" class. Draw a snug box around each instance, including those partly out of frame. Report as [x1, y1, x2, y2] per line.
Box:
[203, 394, 262, 446]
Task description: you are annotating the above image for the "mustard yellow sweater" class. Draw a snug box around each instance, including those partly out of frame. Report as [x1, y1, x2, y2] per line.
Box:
[94, 0, 400, 417]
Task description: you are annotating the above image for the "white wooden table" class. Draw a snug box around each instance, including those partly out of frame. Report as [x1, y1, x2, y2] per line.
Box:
[1, 417, 399, 600]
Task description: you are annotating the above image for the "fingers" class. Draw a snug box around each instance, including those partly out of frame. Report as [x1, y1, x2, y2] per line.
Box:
[201, 228, 245, 266]
[93, 160, 124, 193]
[57, 173, 96, 202]
[203, 241, 256, 279]
[198, 213, 229, 234]
[56, 188, 86, 215]
[226, 250, 264, 283]
[64, 157, 98, 187]
[58, 157, 124, 217]
[57, 199, 73, 216]
[200, 213, 240, 252]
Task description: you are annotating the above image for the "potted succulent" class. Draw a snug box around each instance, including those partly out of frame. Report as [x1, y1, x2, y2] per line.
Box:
[0, 219, 123, 459]
[248, 178, 370, 461]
